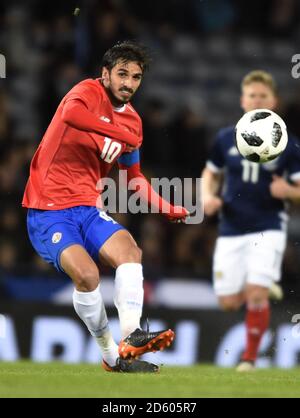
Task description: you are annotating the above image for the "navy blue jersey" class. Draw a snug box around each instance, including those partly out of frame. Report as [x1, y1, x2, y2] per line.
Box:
[207, 126, 300, 236]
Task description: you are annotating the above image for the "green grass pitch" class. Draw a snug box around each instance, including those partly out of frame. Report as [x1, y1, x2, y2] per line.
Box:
[0, 361, 299, 398]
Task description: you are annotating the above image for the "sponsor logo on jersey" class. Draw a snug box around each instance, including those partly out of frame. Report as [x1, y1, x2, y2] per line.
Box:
[52, 232, 62, 244]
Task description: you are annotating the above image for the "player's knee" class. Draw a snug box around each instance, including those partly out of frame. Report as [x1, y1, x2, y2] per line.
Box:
[219, 297, 241, 312]
[246, 286, 269, 305]
[133, 245, 143, 262]
[116, 245, 142, 266]
[247, 294, 269, 306]
[72, 265, 99, 292]
[124, 244, 142, 263]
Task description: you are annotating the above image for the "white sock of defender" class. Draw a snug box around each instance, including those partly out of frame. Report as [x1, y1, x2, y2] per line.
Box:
[73, 285, 118, 366]
[114, 263, 144, 339]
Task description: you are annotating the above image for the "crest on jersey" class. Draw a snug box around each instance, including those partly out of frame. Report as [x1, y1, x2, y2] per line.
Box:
[215, 271, 223, 280]
[52, 232, 62, 244]
[228, 146, 239, 156]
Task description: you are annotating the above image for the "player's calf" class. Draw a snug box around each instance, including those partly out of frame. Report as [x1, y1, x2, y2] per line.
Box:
[242, 286, 270, 364]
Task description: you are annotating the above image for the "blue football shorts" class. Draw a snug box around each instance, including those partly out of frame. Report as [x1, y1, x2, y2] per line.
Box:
[27, 206, 124, 273]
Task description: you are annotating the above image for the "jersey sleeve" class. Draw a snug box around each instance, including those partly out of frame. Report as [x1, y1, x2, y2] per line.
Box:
[287, 137, 300, 182]
[206, 131, 225, 173]
[64, 81, 100, 111]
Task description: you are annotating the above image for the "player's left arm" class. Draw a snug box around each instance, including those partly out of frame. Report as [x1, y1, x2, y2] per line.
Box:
[270, 175, 300, 202]
[270, 138, 300, 202]
[118, 150, 189, 222]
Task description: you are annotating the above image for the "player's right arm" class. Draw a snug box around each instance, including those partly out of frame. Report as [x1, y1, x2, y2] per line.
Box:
[270, 136, 300, 202]
[202, 167, 223, 216]
[202, 130, 225, 216]
[61, 82, 140, 148]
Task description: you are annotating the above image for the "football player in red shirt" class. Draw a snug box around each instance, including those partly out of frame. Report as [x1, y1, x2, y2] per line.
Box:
[23, 41, 189, 373]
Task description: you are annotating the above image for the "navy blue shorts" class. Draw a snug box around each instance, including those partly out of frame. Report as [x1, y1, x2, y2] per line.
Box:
[27, 206, 124, 273]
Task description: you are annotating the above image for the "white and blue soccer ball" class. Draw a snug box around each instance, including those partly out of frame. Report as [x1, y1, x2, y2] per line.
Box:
[235, 109, 288, 163]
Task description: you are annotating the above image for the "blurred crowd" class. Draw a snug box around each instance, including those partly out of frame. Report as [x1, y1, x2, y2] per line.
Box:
[1, 0, 300, 296]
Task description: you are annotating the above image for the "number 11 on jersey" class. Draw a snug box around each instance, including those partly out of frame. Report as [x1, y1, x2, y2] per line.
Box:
[241, 160, 260, 183]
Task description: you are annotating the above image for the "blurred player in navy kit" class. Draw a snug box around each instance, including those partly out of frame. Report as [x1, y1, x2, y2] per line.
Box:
[202, 71, 300, 371]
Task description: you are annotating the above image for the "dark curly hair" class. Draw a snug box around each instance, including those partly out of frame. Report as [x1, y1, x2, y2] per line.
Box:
[101, 40, 151, 73]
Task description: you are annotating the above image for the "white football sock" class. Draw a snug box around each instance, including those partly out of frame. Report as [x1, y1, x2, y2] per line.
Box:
[114, 263, 144, 339]
[73, 285, 118, 366]
[96, 331, 119, 367]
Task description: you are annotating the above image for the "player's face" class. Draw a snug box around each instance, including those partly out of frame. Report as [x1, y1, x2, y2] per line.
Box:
[241, 82, 277, 113]
[102, 61, 143, 106]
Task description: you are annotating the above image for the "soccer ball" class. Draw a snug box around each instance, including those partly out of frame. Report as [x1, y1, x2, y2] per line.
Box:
[235, 109, 288, 163]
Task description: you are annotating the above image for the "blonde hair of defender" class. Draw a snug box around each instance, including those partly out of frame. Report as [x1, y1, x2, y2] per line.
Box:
[241, 70, 278, 96]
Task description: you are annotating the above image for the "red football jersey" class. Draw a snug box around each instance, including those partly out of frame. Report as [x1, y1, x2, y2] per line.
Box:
[22, 79, 143, 210]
